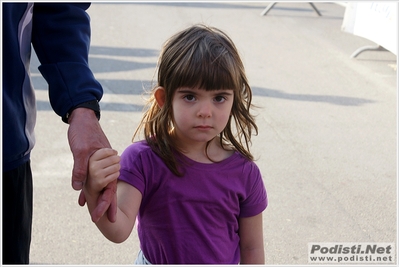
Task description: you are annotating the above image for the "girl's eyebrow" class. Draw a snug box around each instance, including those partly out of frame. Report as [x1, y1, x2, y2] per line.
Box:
[214, 91, 233, 96]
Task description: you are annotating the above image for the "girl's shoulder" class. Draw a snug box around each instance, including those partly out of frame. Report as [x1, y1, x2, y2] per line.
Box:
[121, 140, 154, 159]
[120, 140, 166, 172]
[229, 151, 261, 172]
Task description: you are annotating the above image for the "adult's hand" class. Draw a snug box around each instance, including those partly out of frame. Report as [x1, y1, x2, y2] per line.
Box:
[68, 108, 117, 222]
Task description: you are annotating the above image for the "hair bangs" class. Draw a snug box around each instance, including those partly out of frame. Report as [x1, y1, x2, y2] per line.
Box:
[167, 32, 241, 93]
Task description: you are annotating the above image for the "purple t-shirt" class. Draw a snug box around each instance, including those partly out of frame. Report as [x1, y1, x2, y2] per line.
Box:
[119, 141, 268, 264]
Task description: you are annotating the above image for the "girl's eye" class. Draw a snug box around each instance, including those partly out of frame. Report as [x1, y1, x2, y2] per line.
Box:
[214, 95, 226, 103]
[184, 95, 196, 102]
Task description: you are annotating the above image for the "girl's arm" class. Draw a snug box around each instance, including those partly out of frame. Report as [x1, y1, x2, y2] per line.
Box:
[84, 148, 142, 243]
[238, 213, 265, 264]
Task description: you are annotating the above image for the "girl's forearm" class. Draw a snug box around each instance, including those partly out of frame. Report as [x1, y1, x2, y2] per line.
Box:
[95, 207, 134, 243]
[240, 247, 265, 264]
[85, 190, 134, 243]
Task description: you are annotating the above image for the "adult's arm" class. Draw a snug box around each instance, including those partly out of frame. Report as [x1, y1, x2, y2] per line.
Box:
[31, 3, 116, 222]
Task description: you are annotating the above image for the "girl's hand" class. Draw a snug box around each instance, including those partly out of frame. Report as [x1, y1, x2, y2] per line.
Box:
[85, 148, 120, 198]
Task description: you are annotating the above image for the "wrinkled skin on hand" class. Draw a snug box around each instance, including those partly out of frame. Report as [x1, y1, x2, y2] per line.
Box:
[67, 108, 117, 222]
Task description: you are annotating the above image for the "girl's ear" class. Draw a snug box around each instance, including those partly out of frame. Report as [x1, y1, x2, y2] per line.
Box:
[154, 87, 166, 108]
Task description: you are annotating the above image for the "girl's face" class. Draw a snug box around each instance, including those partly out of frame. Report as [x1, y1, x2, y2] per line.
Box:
[171, 87, 234, 147]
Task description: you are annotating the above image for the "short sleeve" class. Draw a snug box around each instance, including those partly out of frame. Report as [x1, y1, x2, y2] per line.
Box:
[239, 162, 268, 217]
[118, 144, 146, 195]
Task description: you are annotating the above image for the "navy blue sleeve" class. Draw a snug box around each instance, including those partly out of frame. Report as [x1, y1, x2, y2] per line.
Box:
[31, 3, 103, 118]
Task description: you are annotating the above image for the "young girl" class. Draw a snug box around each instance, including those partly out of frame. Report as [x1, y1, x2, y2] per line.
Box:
[84, 24, 268, 264]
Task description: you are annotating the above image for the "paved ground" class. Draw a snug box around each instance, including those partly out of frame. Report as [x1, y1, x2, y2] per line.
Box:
[28, 2, 397, 265]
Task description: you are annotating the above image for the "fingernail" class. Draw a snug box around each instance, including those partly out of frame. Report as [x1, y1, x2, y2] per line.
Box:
[73, 181, 83, 190]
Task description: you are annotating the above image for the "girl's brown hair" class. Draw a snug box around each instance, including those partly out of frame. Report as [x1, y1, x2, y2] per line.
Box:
[133, 24, 258, 175]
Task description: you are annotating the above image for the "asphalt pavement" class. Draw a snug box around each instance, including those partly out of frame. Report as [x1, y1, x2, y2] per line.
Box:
[28, 2, 397, 265]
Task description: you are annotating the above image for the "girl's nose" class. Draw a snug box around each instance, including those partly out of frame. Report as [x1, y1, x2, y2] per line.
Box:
[197, 101, 212, 118]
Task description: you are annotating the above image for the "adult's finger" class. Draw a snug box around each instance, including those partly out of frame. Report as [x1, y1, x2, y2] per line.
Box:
[78, 190, 86, 207]
[90, 180, 117, 223]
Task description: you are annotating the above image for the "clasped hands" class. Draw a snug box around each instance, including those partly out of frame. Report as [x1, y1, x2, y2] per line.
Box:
[85, 148, 121, 223]
[68, 108, 119, 223]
